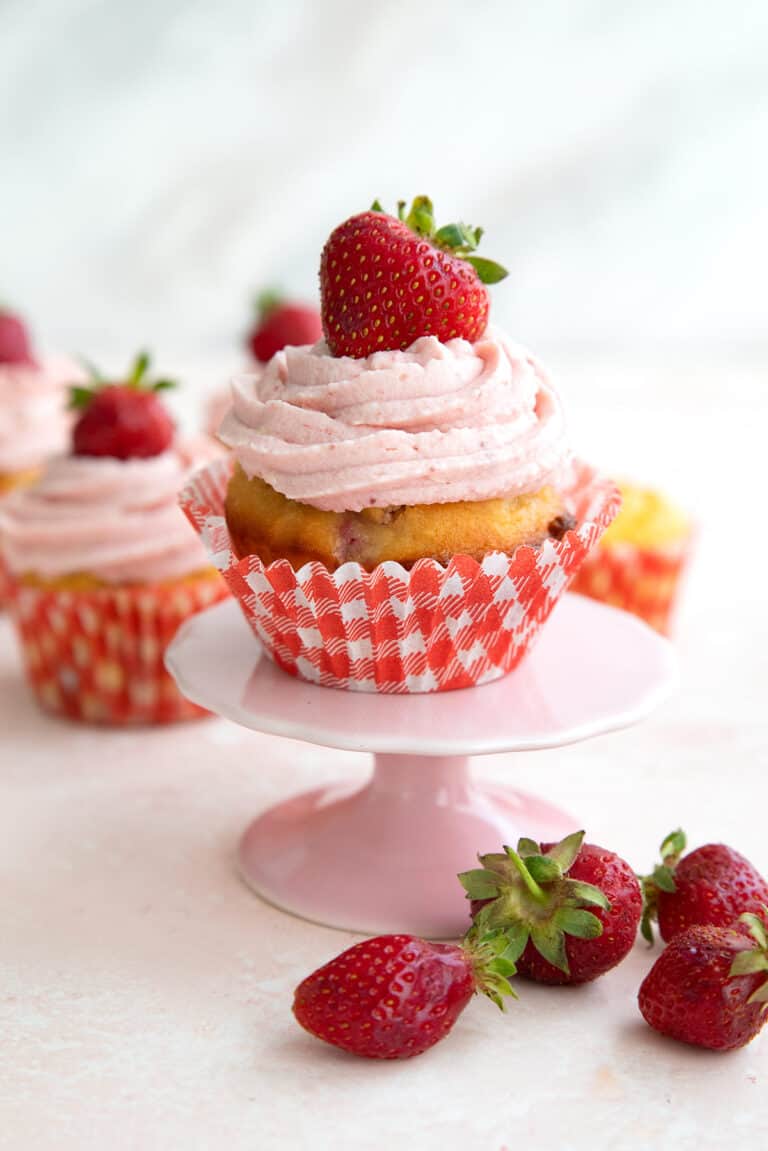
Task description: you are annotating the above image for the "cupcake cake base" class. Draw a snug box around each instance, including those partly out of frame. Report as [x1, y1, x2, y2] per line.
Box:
[165, 593, 677, 936]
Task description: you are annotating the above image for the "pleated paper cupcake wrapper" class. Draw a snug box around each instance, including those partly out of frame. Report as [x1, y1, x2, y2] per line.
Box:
[181, 459, 620, 694]
[570, 537, 692, 636]
[8, 574, 228, 724]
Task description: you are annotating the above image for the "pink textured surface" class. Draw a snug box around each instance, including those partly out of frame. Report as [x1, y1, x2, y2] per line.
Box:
[2, 607, 765, 1151]
[2, 363, 767, 1150]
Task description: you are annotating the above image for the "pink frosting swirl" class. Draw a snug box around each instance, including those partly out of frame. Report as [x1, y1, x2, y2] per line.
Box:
[218, 330, 571, 512]
[0, 357, 81, 473]
[0, 444, 218, 583]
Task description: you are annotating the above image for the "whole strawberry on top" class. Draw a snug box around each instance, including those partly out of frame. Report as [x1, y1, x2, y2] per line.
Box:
[0, 307, 36, 366]
[638, 911, 768, 1051]
[70, 352, 176, 460]
[460, 831, 642, 985]
[319, 196, 508, 358]
[246, 290, 322, 363]
[293, 928, 518, 1060]
[640, 829, 768, 944]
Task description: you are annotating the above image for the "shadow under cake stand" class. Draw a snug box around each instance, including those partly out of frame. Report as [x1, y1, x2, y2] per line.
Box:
[166, 594, 676, 938]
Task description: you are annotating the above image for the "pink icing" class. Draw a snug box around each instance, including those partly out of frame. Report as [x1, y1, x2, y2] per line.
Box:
[0, 443, 218, 583]
[218, 330, 571, 513]
[0, 356, 82, 473]
[205, 385, 236, 440]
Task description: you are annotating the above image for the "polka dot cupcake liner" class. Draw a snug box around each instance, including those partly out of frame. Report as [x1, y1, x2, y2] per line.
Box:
[8, 573, 229, 724]
[181, 459, 621, 694]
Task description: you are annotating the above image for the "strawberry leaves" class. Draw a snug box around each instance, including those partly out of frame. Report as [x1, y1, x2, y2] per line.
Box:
[68, 384, 99, 411]
[459, 832, 612, 977]
[731, 909, 768, 1004]
[464, 256, 509, 284]
[639, 828, 687, 943]
[68, 351, 177, 412]
[369, 195, 508, 285]
[465, 926, 521, 1010]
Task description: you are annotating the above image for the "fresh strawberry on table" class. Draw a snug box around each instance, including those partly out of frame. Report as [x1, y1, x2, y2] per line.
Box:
[293, 929, 518, 1060]
[459, 831, 642, 984]
[640, 829, 768, 943]
[70, 352, 176, 460]
[319, 196, 508, 359]
[0, 306, 36, 365]
[246, 290, 322, 363]
[638, 911, 768, 1050]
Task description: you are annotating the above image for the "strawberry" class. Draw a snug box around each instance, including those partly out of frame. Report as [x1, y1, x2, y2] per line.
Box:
[638, 912, 768, 1050]
[460, 831, 642, 985]
[246, 290, 322, 363]
[640, 829, 768, 943]
[319, 196, 508, 359]
[292, 929, 517, 1060]
[0, 307, 36, 365]
[70, 352, 176, 460]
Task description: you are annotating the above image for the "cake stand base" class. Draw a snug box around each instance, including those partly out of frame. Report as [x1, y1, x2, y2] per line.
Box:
[166, 595, 677, 937]
[239, 753, 576, 938]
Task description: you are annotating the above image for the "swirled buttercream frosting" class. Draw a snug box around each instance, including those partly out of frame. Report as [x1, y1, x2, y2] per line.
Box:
[218, 330, 571, 513]
[0, 445, 215, 582]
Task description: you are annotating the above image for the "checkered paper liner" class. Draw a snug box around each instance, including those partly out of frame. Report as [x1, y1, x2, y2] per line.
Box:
[8, 573, 228, 724]
[570, 537, 692, 637]
[181, 460, 620, 694]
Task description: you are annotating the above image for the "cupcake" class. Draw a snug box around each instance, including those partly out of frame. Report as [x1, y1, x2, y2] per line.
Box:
[223, 335, 575, 569]
[0, 353, 228, 723]
[0, 307, 81, 603]
[183, 197, 619, 693]
[570, 481, 692, 635]
[205, 291, 322, 439]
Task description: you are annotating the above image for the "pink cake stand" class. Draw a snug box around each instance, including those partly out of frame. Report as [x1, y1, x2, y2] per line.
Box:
[166, 594, 676, 938]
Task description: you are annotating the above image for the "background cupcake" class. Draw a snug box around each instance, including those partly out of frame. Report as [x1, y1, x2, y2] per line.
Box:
[184, 199, 620, 694]
[0, 306, 82, 603]
[205, 290, 322, 440]
[1, 353, 228, 724]
[570, 480, 693, 635]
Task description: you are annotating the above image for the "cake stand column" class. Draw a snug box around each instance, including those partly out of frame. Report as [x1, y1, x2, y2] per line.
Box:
[167, 595, 677, 938]
[238, 750, 578, 938]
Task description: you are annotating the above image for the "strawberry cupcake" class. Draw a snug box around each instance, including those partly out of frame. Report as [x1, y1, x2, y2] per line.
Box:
[1, 353, 228, 724]
[183, 198, 620, 693]
[570, 481, 693, 635]
[205, 292, 322, 439]
[0, 307, 81, 603]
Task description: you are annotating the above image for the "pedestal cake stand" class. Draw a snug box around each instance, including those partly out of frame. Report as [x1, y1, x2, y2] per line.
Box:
[166, 594, 676, 938]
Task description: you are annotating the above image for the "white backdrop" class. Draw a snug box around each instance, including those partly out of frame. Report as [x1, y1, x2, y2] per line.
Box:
[2, 0, 767, 365]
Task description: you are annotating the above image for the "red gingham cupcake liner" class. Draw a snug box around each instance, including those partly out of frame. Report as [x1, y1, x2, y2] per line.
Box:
[8, 573, 229, 724]
[570, 537, 692, 636]
[181, 460, 620, 694]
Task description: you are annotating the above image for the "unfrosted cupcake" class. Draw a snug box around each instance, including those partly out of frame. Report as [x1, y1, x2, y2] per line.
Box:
[570, 481, 692, 635]
[0, 307, 82, 602]
[1, 353, 228, 723]
[183, 198, 619, 693]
